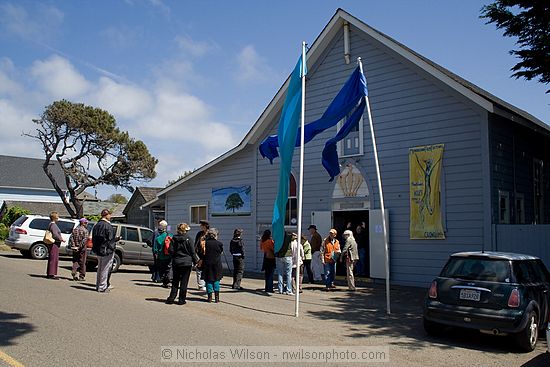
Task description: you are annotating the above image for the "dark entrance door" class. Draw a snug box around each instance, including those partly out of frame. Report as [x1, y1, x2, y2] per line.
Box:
[332, 210, 369, 277]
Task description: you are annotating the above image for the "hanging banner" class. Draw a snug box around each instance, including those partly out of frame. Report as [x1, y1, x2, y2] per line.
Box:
[410, 144, 445, 239]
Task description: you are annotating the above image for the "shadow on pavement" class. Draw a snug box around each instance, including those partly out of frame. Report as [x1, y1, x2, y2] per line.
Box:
[0, 311, 35, 347]
[71, 285, 98, 292]
[145, 297, 205, 304]
[521, 352, 550, 367]
[28, 274, 72, 281]
[305, 283, 538, 354]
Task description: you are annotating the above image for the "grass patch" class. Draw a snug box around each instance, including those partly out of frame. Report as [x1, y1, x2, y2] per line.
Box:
[0, 240, 13, 252]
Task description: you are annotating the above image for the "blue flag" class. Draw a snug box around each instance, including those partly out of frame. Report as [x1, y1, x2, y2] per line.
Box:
[272, 55, 306, 253]
[259, 66, 368, 181]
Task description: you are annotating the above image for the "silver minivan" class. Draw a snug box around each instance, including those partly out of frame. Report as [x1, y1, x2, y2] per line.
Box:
[6, 215, 79, 259]
[86, 223, 154, 272]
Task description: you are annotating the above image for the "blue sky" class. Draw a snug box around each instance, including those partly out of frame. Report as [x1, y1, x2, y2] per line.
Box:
[0, 0, 548, 200]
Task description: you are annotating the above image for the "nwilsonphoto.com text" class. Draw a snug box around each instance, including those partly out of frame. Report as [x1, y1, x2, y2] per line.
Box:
[160, 346, 389, 363]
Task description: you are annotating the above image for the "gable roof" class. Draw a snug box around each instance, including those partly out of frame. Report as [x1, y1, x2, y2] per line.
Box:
[123, 186, 163, 214]
[146, 8, 548, 205]
[0, 155, 67, 190]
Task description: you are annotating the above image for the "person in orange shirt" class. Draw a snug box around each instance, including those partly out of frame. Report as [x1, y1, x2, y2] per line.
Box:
[321, 228, 341, 291]
[260, 229, 275, 293]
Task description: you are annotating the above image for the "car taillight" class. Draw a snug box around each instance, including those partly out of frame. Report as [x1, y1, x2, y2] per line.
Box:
[15, 228, 27, 235]
[428, 281, 438, 299]
[508, 288, 520, 308]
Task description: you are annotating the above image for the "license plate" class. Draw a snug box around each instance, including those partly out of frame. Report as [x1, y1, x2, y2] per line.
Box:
[459, 289, 480, 301]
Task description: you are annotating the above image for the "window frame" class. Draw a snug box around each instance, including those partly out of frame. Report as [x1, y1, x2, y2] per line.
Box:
[190, 205, 208, 225]
[337, 113, 364, 158]
[498, 190, 510, 224]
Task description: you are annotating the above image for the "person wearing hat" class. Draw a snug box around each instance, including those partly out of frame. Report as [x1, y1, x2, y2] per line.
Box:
[166, 223, 198, 305]
[92, 209, 119, 293]
[321, 228, 341, 291]
[69, 217, 89, 281]
[153, 220, 173, 288]
[194, 220, 209, 291]
[308, 224, 324, 283]
[229, 228, 245, 290]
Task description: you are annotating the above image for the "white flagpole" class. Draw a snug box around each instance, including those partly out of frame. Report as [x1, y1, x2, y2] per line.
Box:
[358, 57, 391, 315]
[295, 42, 306, 318]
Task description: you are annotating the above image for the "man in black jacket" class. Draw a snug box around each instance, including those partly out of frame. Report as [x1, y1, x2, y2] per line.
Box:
[92, 209, 118, 293]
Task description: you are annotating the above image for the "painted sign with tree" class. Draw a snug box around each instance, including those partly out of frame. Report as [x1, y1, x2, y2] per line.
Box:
[25, 100, 158, 218]
[211, 186, 251, 216]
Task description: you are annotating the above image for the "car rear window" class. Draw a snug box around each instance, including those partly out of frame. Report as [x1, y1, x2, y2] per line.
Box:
[440, 257, 511, 282]
[12, 215, 28, 227]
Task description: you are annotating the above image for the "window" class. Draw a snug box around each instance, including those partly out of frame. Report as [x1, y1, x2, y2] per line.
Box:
[285, 174, 297, 226]
[121, 226, 139, 242]
[499, 191, 510, 224]
[515, 193, 525, 224]
[337, 113, 364, 157]
[140, 228, 153, 243]
[533, 158, 544, 224]
[190, 205, 207, 225]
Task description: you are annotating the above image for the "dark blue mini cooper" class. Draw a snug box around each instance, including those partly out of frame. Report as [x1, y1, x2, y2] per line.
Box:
[423, 251, 550, 352]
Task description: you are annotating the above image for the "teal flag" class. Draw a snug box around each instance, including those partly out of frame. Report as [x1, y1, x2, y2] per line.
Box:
[272, 54, 306, 253]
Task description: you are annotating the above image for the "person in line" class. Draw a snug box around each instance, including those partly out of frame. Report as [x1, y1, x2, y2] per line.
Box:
[301, 234, 313, 284]
[321, 228, 341, 291]
[341, 230, 359, 291]
[46, 211, 64, 279]
[229, 228, 245, 290]
[275, 231, 294, 295]
[291, 233, 304, 293]
[260, 229, 275, 293]
[308, 225, 323, 283]
[70, 218, 89, 281]
[153, 220, 172, 288]
[151, 219, 165, 283]
[355, 223, 369, 277]
[194, 220, 209, 291]
[92, 209, 119, 293]
[166, 223, 198, 305]
[201, 228, 224, 303]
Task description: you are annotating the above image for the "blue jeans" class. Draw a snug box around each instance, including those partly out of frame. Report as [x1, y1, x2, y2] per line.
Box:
[324, 262, 336, 288]
[276, 257, 293, 293]
[205, 280, 220, 294]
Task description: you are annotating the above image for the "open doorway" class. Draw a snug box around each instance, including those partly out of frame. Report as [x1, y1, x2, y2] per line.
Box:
[332, 210, 369, 277]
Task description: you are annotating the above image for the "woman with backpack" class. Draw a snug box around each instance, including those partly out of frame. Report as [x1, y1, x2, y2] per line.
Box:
[166, 223, 198, 305]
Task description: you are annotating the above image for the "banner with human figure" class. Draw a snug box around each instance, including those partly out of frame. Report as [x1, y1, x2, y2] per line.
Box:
[409, 144, 445, 239]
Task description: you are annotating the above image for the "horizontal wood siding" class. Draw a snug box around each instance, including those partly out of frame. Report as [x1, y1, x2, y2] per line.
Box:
[257, 25, 487, 286]
[165, 146, 260, 270]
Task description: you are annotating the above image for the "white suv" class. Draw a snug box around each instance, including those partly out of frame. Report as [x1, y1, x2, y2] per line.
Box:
[6, 215, 79, 259]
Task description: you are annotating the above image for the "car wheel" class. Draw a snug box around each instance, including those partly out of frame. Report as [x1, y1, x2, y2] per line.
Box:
[20, 250, 31, 258]
[423, 317, 444, 335]
[30, 243, 48, 260]
[111, 253, 121, 273]
[516, 310, 538, 352]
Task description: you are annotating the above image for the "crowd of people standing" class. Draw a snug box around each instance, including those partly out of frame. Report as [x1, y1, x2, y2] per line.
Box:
[43, 210, 369, 303]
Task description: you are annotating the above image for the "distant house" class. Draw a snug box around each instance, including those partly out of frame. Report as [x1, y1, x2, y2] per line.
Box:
[124, 187, 164, 228]
[0, 155, 67, 208]
[0, 200, 126, 221]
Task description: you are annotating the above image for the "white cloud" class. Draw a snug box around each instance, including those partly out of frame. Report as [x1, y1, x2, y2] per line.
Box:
[233, 45, 274, 84]
[30, 55, 91, 99]
[175, 34, 218, 57]
[90, 77, 152, 120]
[0, 2, 63, 42]
[0, 99, 42, 157]
[100, 25, 142, 49]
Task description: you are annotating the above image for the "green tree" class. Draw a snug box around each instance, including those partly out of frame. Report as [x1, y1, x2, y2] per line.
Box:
[1, 206, 30, 227]
[225, 193, 244, 213]
[26, 100, 158, 218]
[107, 194, 128, 204]
[481, 1, 550, 92]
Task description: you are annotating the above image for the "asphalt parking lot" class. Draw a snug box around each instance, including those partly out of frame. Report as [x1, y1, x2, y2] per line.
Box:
[0, 251, 549, 366]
